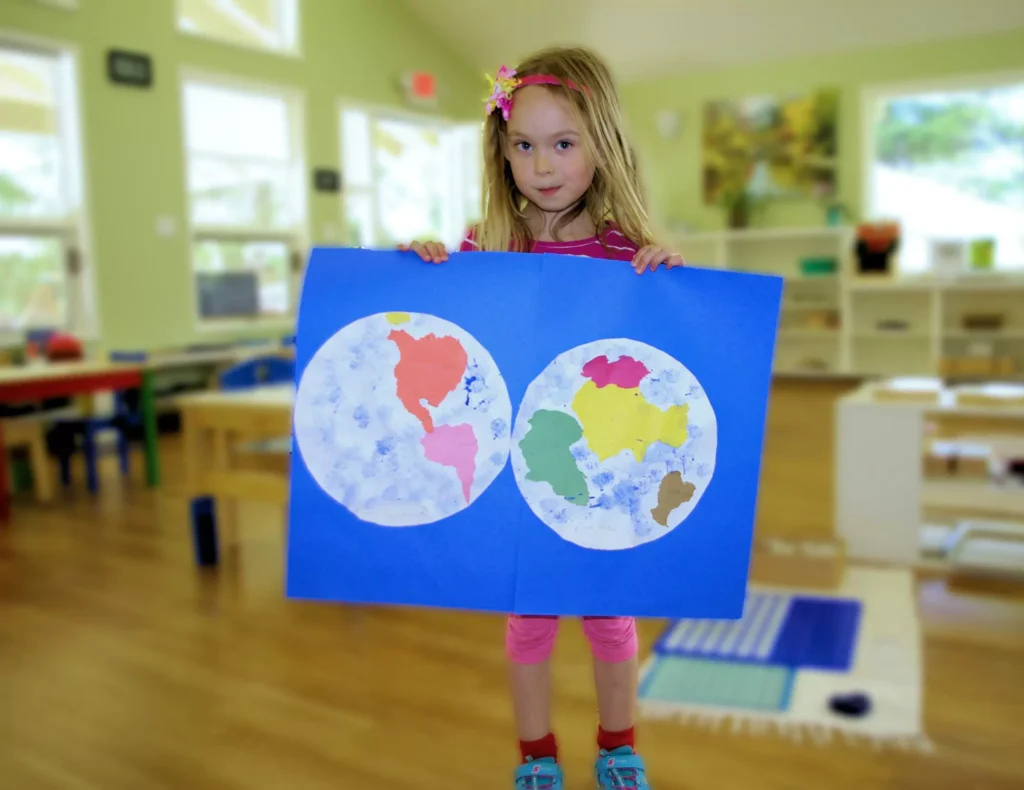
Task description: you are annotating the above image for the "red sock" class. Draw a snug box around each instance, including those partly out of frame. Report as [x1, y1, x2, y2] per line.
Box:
[598, 725, 635, 753]
[519, 732, 557, 763]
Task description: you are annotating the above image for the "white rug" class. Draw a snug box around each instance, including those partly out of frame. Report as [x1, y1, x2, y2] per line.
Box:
[638, 566, 932, 751]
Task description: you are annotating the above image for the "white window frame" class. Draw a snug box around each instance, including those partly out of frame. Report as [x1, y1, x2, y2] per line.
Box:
[338, 98, 482, 250]
[175, 0, 302, 59]
[861, 69, 1024, 274]
[0, 29, 97, 346]
[179, 67, 309, 331]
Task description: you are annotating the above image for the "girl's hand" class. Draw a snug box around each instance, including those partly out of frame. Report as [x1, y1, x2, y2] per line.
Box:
[631, 245, 685, 274]
[398, 240, 449, 264]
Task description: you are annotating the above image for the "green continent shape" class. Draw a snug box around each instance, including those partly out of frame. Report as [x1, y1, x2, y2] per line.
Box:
[518, 409, 589, 506]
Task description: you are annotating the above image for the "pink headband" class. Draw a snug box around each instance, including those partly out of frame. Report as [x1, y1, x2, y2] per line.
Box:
[484, 66, 590, 121]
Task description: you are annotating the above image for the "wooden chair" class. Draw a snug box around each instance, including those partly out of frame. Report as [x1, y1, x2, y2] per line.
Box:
[2, 417, 55, 504]
[209, 355, 295, 552]
[218, 356, 294, 391]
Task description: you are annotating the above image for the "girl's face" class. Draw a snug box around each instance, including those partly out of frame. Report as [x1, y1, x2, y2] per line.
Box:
[504, 86, 595, 213]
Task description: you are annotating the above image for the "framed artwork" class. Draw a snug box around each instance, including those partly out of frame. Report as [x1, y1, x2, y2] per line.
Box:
[703, 87, 839, 206]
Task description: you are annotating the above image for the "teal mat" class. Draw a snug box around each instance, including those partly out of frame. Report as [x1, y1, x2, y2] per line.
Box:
[639, 655, 795, 712]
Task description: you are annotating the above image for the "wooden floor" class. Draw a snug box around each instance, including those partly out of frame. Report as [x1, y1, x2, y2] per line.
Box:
[2, 381, 1023, 790]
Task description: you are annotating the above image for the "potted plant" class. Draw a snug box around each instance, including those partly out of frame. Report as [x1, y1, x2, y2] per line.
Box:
[720, 186, 760, 229]
[726, 188, 751, 229]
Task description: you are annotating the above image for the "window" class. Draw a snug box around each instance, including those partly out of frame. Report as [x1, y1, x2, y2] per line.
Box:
[340, 104, 482, 250]
[0, 37, 91, 336]
[182, 73, 306, 322]
[865, 74, 1024, 273]
[177, 0, 299, 55]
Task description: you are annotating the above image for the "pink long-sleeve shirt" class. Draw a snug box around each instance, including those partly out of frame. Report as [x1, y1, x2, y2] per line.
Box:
[458, 224, 640, 261]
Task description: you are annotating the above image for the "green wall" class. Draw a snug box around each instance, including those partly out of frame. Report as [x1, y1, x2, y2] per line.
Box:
[6, 0, 1023, 350]
[1, 0, 478, 351]
[621, 29, 1024, 235]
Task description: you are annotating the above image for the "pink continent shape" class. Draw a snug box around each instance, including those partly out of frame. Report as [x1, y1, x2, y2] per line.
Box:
[581, 354, 650, 389]
[420, 423, 478, 504]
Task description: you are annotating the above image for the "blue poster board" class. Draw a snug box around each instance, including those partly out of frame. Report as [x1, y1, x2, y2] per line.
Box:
[286, 248, 782, 619]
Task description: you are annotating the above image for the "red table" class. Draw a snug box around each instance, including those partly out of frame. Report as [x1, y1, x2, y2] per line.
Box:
[0, 361, 161, 522]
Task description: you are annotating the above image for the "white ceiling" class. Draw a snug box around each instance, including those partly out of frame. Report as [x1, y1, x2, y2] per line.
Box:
[400, 0, 1024, 82]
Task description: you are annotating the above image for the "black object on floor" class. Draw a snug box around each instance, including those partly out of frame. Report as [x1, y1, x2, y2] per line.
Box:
[829, 692, 872, 717]
[191, 496, 219, 567]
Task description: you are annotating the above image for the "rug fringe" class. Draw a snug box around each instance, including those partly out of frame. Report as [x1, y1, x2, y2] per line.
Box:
[638, 705, 934, 753]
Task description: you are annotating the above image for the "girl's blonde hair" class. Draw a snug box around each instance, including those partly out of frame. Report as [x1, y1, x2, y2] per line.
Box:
[474, 46, 655, 253]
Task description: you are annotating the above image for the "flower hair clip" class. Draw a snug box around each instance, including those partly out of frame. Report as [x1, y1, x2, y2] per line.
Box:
[484, 65, 520, 120]
[484, 66, 592, 120]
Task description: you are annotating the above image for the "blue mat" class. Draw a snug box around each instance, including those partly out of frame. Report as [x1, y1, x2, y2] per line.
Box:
[639, 655, 796, 712]
[652, 591, 862, 672]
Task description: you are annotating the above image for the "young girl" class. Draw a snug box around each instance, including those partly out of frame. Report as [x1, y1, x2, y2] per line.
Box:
[401, 46, 683, 790]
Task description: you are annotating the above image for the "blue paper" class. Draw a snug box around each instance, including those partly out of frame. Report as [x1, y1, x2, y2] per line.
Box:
[286, 247, 782, 619]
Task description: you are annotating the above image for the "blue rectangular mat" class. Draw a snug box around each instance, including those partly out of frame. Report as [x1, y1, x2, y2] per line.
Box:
[652, 591, 862, 672]
[639, 656, 796, 712]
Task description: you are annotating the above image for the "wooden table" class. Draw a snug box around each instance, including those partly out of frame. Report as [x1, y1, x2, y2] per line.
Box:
[177, 384, 293, 564]
[0, 361, 162, 522]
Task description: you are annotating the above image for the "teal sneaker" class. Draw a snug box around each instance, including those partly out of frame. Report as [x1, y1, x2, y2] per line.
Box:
[594, 746, 652, 789]
[515, 756, 563, 789]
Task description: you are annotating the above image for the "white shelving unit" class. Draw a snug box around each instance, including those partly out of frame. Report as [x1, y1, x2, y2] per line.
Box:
[835, 379, 1024, 577]
[673, 226, 1024, 379]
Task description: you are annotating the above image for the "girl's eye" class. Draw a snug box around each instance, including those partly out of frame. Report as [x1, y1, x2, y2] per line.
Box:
[516, 141, 532, 152]
[556, 140, 573, 151]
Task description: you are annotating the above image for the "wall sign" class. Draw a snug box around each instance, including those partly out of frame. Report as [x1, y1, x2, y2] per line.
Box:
[107, 49, 153, 88]
[400, 70, 438, 109]
[313, 168, 341, 193]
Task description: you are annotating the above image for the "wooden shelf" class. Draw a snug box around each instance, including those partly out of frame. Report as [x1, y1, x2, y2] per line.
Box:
[943, 331, 1024, 340]
[853, 330, 931, 339]
[778, 328, 839, 337]
[847, 279, 936, 292]
[674, 226, 1024, 379]
[923, 480, 1024, 519]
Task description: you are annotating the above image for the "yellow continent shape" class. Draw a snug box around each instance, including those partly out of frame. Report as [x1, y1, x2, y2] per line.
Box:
[571, 380, 689, 462]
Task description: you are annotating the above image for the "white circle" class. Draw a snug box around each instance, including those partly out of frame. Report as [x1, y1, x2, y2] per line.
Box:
[510, 339, 717, 550]
[293, 311, 513, 526]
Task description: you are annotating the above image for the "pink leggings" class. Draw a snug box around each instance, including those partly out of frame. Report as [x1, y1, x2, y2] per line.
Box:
[506, 614, 638, 664]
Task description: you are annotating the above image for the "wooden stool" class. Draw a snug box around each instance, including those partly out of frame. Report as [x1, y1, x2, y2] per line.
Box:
[2, 417, 55, 504]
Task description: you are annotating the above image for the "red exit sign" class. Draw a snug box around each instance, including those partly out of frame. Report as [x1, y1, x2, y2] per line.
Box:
[402, 71, 437, 107]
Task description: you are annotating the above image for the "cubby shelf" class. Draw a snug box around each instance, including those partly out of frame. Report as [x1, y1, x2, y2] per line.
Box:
[673, 226, 1024, 379]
